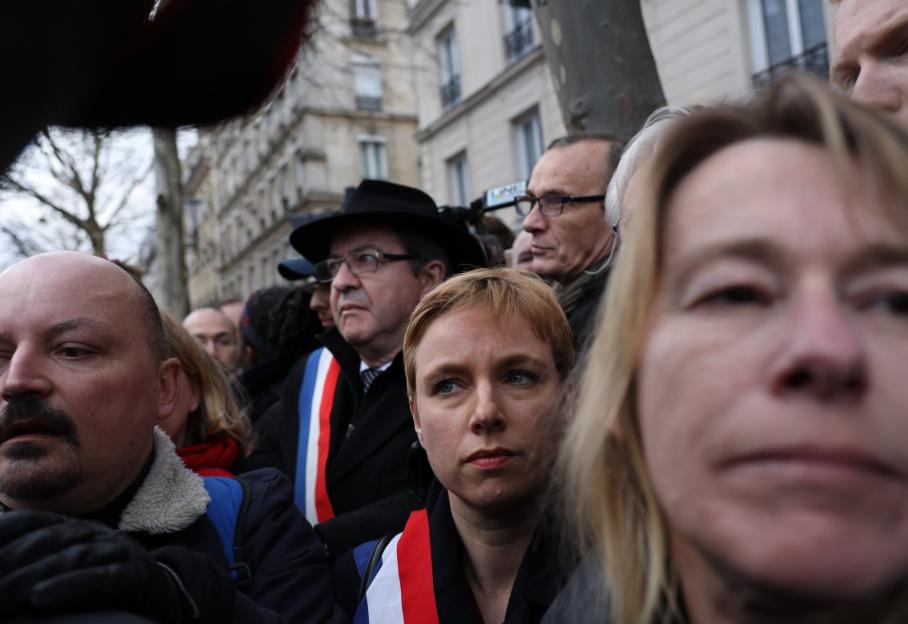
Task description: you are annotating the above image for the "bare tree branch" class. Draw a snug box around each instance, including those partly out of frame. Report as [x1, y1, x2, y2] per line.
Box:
[0, 127, 153, 258]
[103, 160, 153, 231]
[0, 175, 86, 230]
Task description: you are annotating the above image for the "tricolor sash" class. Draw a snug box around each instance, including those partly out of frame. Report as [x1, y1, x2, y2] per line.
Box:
[353, 510, 439, 624]
[294, 347, 340, 524]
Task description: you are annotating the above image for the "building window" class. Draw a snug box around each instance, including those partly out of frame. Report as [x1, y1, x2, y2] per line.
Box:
[748, 0, 828, 88]
[513, 108, 543, 181]
[352, 54, 383, 111]
[269, 176, 281, 221]
[261, 256, 272, 287]
[351, 0, 377, 36]
[359, 136, 388, 180]
[437, 26, 461, 109]
[294, 150, 306, 199]
[503, 5, 534, 62]
[280, 163, 294, 212]
[447, 152, 470, 206]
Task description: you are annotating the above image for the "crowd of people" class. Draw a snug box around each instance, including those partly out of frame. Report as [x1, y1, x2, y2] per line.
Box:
[1, 2, 908, 623]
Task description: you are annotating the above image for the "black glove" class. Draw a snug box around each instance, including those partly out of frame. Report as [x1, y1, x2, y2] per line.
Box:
[0, 511, 188, 622]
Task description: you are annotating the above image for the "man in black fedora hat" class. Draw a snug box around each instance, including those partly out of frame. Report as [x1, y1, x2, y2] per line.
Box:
[244, 179, 485, 557]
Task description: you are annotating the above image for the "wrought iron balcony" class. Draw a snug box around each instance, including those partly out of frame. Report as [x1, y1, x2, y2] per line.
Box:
[355, 95, 383, 112]
[351, 17, 377, 38]
[752, 42, 829, 90]
[440, 75, 461, 109]
[504, 18, 534, 62]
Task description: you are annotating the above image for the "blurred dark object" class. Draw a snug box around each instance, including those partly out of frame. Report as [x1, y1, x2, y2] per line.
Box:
[4, 614, 154, 623]
[480, 216, 515, 267]
[1, 0, 318, 171]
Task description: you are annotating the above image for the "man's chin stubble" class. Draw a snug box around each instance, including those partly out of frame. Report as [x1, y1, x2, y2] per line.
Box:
[0, 443, 81, 502]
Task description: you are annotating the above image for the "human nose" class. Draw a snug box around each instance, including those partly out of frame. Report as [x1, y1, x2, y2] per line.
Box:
[1, 346, 52, 400]
[851, 60, 902, 116]
[200, 338, 218, 358]
[769, 286, 867, 402]
[331, 258, 361, 293]
[469, 381, 505, 434]
[522, 201, 547, 234]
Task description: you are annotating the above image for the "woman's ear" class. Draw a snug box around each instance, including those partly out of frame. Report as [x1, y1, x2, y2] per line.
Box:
[409, 395, 426, 447]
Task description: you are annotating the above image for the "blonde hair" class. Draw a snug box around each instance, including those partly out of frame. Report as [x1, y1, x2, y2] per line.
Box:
[403, 267, 575, 397]
[161, 311, 254, 457]
[564, 74, 908, 624]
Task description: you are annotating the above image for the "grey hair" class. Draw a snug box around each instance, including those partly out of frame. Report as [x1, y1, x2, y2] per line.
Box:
[604, 106, 697, 228]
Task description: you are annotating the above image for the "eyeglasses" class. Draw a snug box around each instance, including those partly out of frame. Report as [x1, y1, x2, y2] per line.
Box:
[314, 248, 412, 282]
[514, 193, 606, 217]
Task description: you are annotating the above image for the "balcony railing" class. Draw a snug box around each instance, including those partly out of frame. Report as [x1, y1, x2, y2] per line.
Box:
[351, 17, 377, 37]
[355, 95, 383, 112]
[440, 75, 461, 109]
[752, 42, 829, 90]
[504, 18, 534, 62]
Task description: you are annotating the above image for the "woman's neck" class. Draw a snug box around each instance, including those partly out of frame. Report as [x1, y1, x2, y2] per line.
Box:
[449, 493, 539, 624]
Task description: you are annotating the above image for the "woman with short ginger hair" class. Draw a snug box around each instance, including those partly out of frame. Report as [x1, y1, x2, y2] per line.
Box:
[337, 268, 574, 623]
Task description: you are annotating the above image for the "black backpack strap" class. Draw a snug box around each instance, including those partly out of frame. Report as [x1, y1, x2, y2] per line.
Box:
[356, 533, 394, 604]
[229, 476, 253, 589]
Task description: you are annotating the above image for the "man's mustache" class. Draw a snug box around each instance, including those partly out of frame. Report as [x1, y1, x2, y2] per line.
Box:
[0, 397, 79, 445]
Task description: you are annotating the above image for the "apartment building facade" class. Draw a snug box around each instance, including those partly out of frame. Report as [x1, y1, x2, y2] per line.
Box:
[182, 0, 836, 304]
[407, 0, 835, 229]
[183, 0, 420, 307]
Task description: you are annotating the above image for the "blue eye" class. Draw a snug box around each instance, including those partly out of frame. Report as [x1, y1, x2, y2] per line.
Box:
[432, 379, 459, 395]
[506, 370, 537, 386]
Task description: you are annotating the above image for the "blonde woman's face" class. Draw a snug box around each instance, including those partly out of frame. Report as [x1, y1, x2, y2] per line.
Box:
[410, 305, 560, 516]
[636, 139, 908, 601]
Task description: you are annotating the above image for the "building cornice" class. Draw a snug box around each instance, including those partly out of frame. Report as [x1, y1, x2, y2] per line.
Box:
[415, 46, 544, 143]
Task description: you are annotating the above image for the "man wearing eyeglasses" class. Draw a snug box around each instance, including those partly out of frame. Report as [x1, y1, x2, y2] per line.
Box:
[519, 133, 623, 351]
[243, 179, 486, 558]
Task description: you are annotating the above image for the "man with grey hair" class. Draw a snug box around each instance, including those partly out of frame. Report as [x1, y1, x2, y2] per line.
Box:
[518, 133, 622, 350]
[604, 106, 695, 227]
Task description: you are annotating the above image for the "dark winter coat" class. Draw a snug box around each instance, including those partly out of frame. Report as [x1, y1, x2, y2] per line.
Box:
[0, 429, 341, 623]
[243, 327, 423, 557]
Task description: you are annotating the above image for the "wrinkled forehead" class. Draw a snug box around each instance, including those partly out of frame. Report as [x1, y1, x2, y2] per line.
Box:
[834, 0, 908, 56]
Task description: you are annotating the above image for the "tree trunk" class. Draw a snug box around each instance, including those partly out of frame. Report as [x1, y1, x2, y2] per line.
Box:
[531, 0, 667, 139]
[152, 127, 190, 319]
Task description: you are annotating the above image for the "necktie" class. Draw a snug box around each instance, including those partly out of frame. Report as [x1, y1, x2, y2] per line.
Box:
[361, 367, 382, 393]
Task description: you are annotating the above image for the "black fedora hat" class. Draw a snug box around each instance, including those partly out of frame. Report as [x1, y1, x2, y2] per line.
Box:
[289, 179, 486, 270]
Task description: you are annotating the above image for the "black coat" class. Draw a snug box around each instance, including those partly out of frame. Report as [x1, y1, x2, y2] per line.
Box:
[334, 480, 560, 624]
[243, 328, 423, 557]
[136, 468, 342, 623]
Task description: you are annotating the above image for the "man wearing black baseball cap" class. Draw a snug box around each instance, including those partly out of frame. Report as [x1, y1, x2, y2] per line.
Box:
[246, 179, 485, 556]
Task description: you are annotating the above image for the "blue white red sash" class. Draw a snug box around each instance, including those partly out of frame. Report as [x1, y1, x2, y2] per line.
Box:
[353, 510, 438, 624]
[294, 347, 340, 524]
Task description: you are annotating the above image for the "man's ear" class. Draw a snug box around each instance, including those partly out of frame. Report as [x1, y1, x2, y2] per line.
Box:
[157, 358, 182, 424]
[409, 395, 426, 447]
[418, 260, 446, 297]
